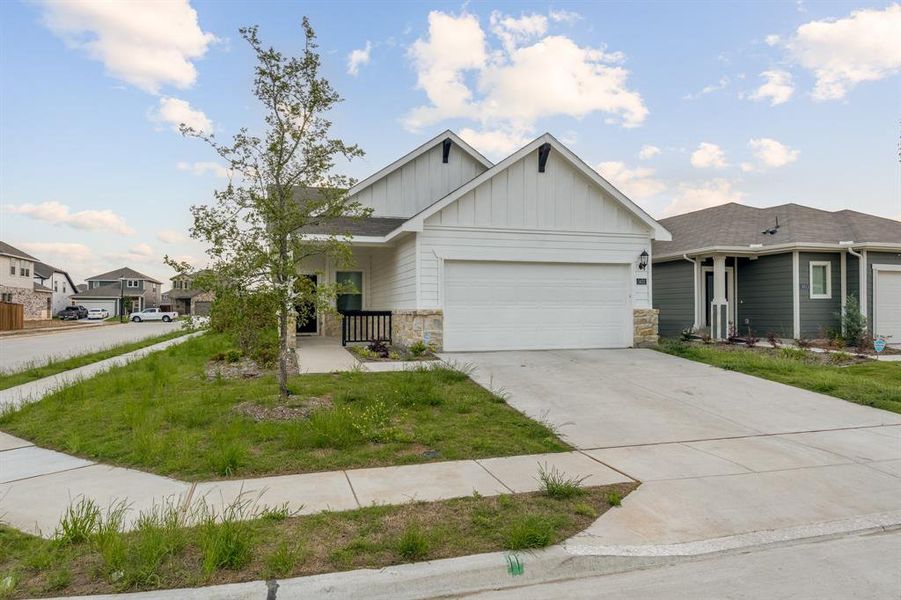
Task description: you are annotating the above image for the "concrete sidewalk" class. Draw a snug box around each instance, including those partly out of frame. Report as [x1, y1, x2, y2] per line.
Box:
[295, 336, 360, 373]
[0, 331, 203, 411]
[0, 433, 631, 537]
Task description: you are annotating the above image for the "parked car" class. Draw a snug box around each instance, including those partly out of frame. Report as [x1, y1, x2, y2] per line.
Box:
[87, 308, 109, 320]
[129, 307, 178, 322]
[57, 305, 88, 320]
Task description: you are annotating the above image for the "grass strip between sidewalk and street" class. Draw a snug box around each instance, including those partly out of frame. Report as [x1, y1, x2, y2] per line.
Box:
[657, 340, 901, 414]
[0, 329, 192, 391]
[0, 482, 635, 599]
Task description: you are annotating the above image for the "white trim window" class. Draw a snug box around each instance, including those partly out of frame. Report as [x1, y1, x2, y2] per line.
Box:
[809, 261, 832, 299]
[126, 279, 139, 288]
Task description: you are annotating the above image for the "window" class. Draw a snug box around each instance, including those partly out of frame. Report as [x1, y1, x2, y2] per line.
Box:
[809, 261, 832, 299]
[126, 280, 139, 288]
[336, 271, 363, 312]
[1, 293, 12, 302]
[54, 280, 58, 292]
[62, 282, 66, 293]
[9, 260, 15, 276]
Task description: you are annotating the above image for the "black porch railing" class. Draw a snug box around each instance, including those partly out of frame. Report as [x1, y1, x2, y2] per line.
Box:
[341, 310, 392, 346]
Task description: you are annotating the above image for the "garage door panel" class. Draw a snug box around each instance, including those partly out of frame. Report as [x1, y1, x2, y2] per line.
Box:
[875, 270, 901, 345]
[443, 261, 631, 351]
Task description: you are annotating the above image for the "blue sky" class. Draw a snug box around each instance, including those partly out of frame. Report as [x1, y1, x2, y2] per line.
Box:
[1, 1, 899, 285]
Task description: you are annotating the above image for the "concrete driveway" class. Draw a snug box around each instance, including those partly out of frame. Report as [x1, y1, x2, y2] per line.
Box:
[443, 348, 901, 548]
[0, 321, 183, 372]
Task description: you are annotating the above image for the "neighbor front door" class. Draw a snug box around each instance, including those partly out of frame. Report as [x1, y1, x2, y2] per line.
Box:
[296, 274, 318, 334]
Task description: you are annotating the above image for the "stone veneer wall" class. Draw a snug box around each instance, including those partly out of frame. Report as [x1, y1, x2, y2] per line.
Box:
[633, 308, 659, 346]
[393, 309, 443, 350]
[0, 285, 51, 320]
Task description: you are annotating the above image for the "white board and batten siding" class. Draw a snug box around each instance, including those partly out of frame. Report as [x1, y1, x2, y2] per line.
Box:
[351, 141, 488, 218]
[419, 149, 654, 312]
[367, 234, 418, 310]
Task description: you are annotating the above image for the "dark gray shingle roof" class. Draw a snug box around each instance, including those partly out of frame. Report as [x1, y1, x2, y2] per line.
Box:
[300, 216, 408, 237]
[654, 203, 901, 258]
[0, 241, 38, 261]
[86, 267, 162, 284]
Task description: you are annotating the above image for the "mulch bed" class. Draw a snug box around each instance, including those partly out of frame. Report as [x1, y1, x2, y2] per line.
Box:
[205, 357, 299, 380]
[233, 395, 333, 421]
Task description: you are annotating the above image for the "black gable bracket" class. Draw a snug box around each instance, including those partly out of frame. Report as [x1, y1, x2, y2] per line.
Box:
[538, 142, 551, 173]
[442, 138, 452, 163]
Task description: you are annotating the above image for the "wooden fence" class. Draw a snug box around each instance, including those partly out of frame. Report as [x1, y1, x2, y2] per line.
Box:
[0, 302, 24, 331]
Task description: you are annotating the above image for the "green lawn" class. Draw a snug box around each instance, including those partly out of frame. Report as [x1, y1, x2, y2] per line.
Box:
[657, 340, 901, 414]
[0, 334, 567, 480]
[0, 482, 634, 599]
[0, 329, 191, 391]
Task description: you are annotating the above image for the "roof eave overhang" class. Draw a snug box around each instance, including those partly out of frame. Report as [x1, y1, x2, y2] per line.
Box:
[654, 241, 901, 262]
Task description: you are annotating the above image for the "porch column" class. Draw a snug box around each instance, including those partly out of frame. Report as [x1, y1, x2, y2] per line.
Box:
[711, 255, 729, 340]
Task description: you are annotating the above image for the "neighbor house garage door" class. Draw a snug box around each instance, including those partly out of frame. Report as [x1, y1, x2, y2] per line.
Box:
[874, 269, 901, 346]
[443, 261, 632, 351]
[79, 299, 118, 316]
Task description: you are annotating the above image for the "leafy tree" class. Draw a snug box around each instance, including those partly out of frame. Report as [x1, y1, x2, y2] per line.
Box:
[169, 20, 368, 397]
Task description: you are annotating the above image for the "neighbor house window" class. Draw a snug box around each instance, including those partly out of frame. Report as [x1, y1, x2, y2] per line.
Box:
[336, 271, 363, 312]
[126, 280, 139, 288]
[809, 261, 831, 299]
[9, 260, 16, 276]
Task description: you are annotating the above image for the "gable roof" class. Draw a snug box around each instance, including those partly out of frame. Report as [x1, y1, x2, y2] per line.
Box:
[653, 203, 901, 259]
[0, 241, 38, 261]
[86, 267, 162, 284]
[387, 133, 670, 241]
[33, 261, 78, 290]
[346, 130, 493, 199]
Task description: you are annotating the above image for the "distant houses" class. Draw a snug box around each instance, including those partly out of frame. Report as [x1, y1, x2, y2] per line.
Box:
[1, 241, 58, 320]
[71, 267, 163, 317]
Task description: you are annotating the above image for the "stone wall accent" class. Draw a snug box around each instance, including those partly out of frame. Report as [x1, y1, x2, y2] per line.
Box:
[321, 312, 341, 338]
[633, 308, 659, 346]
[0, 285, 51, 320]
[393, 309, 443, 351]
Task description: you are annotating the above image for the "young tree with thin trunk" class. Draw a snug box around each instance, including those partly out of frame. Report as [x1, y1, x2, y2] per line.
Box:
[171, 20, 367, 398]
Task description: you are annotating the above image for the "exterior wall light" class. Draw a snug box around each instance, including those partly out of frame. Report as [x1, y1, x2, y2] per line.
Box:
[638, 250, 649, 270]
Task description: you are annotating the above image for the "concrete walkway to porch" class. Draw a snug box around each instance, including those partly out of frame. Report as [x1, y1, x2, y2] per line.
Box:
[295, 335, 360, 373]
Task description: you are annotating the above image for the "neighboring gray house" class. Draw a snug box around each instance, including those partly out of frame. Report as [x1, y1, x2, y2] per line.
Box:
[71, 267, 163, 316]
[163, 270, 214, 316]
[295, 130, 670, 351]
[652, 203, 901, 344]
[33, 261, 78, 315]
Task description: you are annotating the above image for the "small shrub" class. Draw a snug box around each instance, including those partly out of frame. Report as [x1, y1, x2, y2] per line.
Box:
[505, 516, 555, 550]
[536, 464, 588, 499]
[367, 338, 390, 358]
[766, 331, 780, 348]
[408, 340, 429, 358]
[839, 295, 867, 347]
[397, 524, 429, 560]
[55, 497, 101, 545]
[263, 540, 306, 578]
[225, 349, 242, 363]
[388, 351, 401, 361]
[605, 491, 623, 507]
[743, 332, 760, 348]
[349, 346, 377, 360]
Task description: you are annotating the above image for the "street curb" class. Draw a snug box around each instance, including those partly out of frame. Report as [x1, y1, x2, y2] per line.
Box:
[45, 510, 901, 600]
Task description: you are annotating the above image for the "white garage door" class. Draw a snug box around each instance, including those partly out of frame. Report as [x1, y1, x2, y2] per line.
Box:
[79, 299, 118, 315]
[443, 261, 632, 351]
[874, 269, 901, 346]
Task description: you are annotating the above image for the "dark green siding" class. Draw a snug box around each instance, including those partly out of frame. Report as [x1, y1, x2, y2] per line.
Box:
[653, 260, 695, 338]
[736, 253, 793, 337]
[867, 251, 901, 332]
[799, 252, 842, 338]
[846, 253, 859, 307]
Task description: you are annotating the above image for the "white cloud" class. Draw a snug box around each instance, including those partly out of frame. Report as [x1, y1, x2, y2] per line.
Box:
[3, 201, 134, 235]
[683, 76, 730, 100]
[490, 11, 548, 53]
[151, 97, 212, 133]
[662, 179, 745, 217]
[19, 242, 93, 263]
[749, 69, 794, 105]
[405, 11, 646, 157]
[156, 229, 187, 244]
[458, 127, 531, 156]
[765, 34, 781, 46]
[37, 0, 216, 94]
[104, 243, 159, 264]
[597, 161, 666, 200]
[176, 160, 229, 178]
[548, 9, 582, 24]
[747, 137, 800, 169]
[787, 4, 901, 101]
[638, 145, 661, 160]
[690, 142, 728, 168]
[347, 41, 372, 76]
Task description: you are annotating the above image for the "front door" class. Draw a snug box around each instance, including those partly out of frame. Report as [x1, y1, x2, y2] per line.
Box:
[296, 274, 318, 334]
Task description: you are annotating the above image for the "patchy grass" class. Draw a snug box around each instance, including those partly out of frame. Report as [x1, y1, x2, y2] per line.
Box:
[0, 334, 567, 480]
[0, 483, 635, 599]
[0, 329, 191, 391]
[658, 340, 901, 414]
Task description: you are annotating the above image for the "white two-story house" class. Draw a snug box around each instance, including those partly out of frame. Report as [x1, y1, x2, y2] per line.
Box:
[0, 241, 52, 320]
